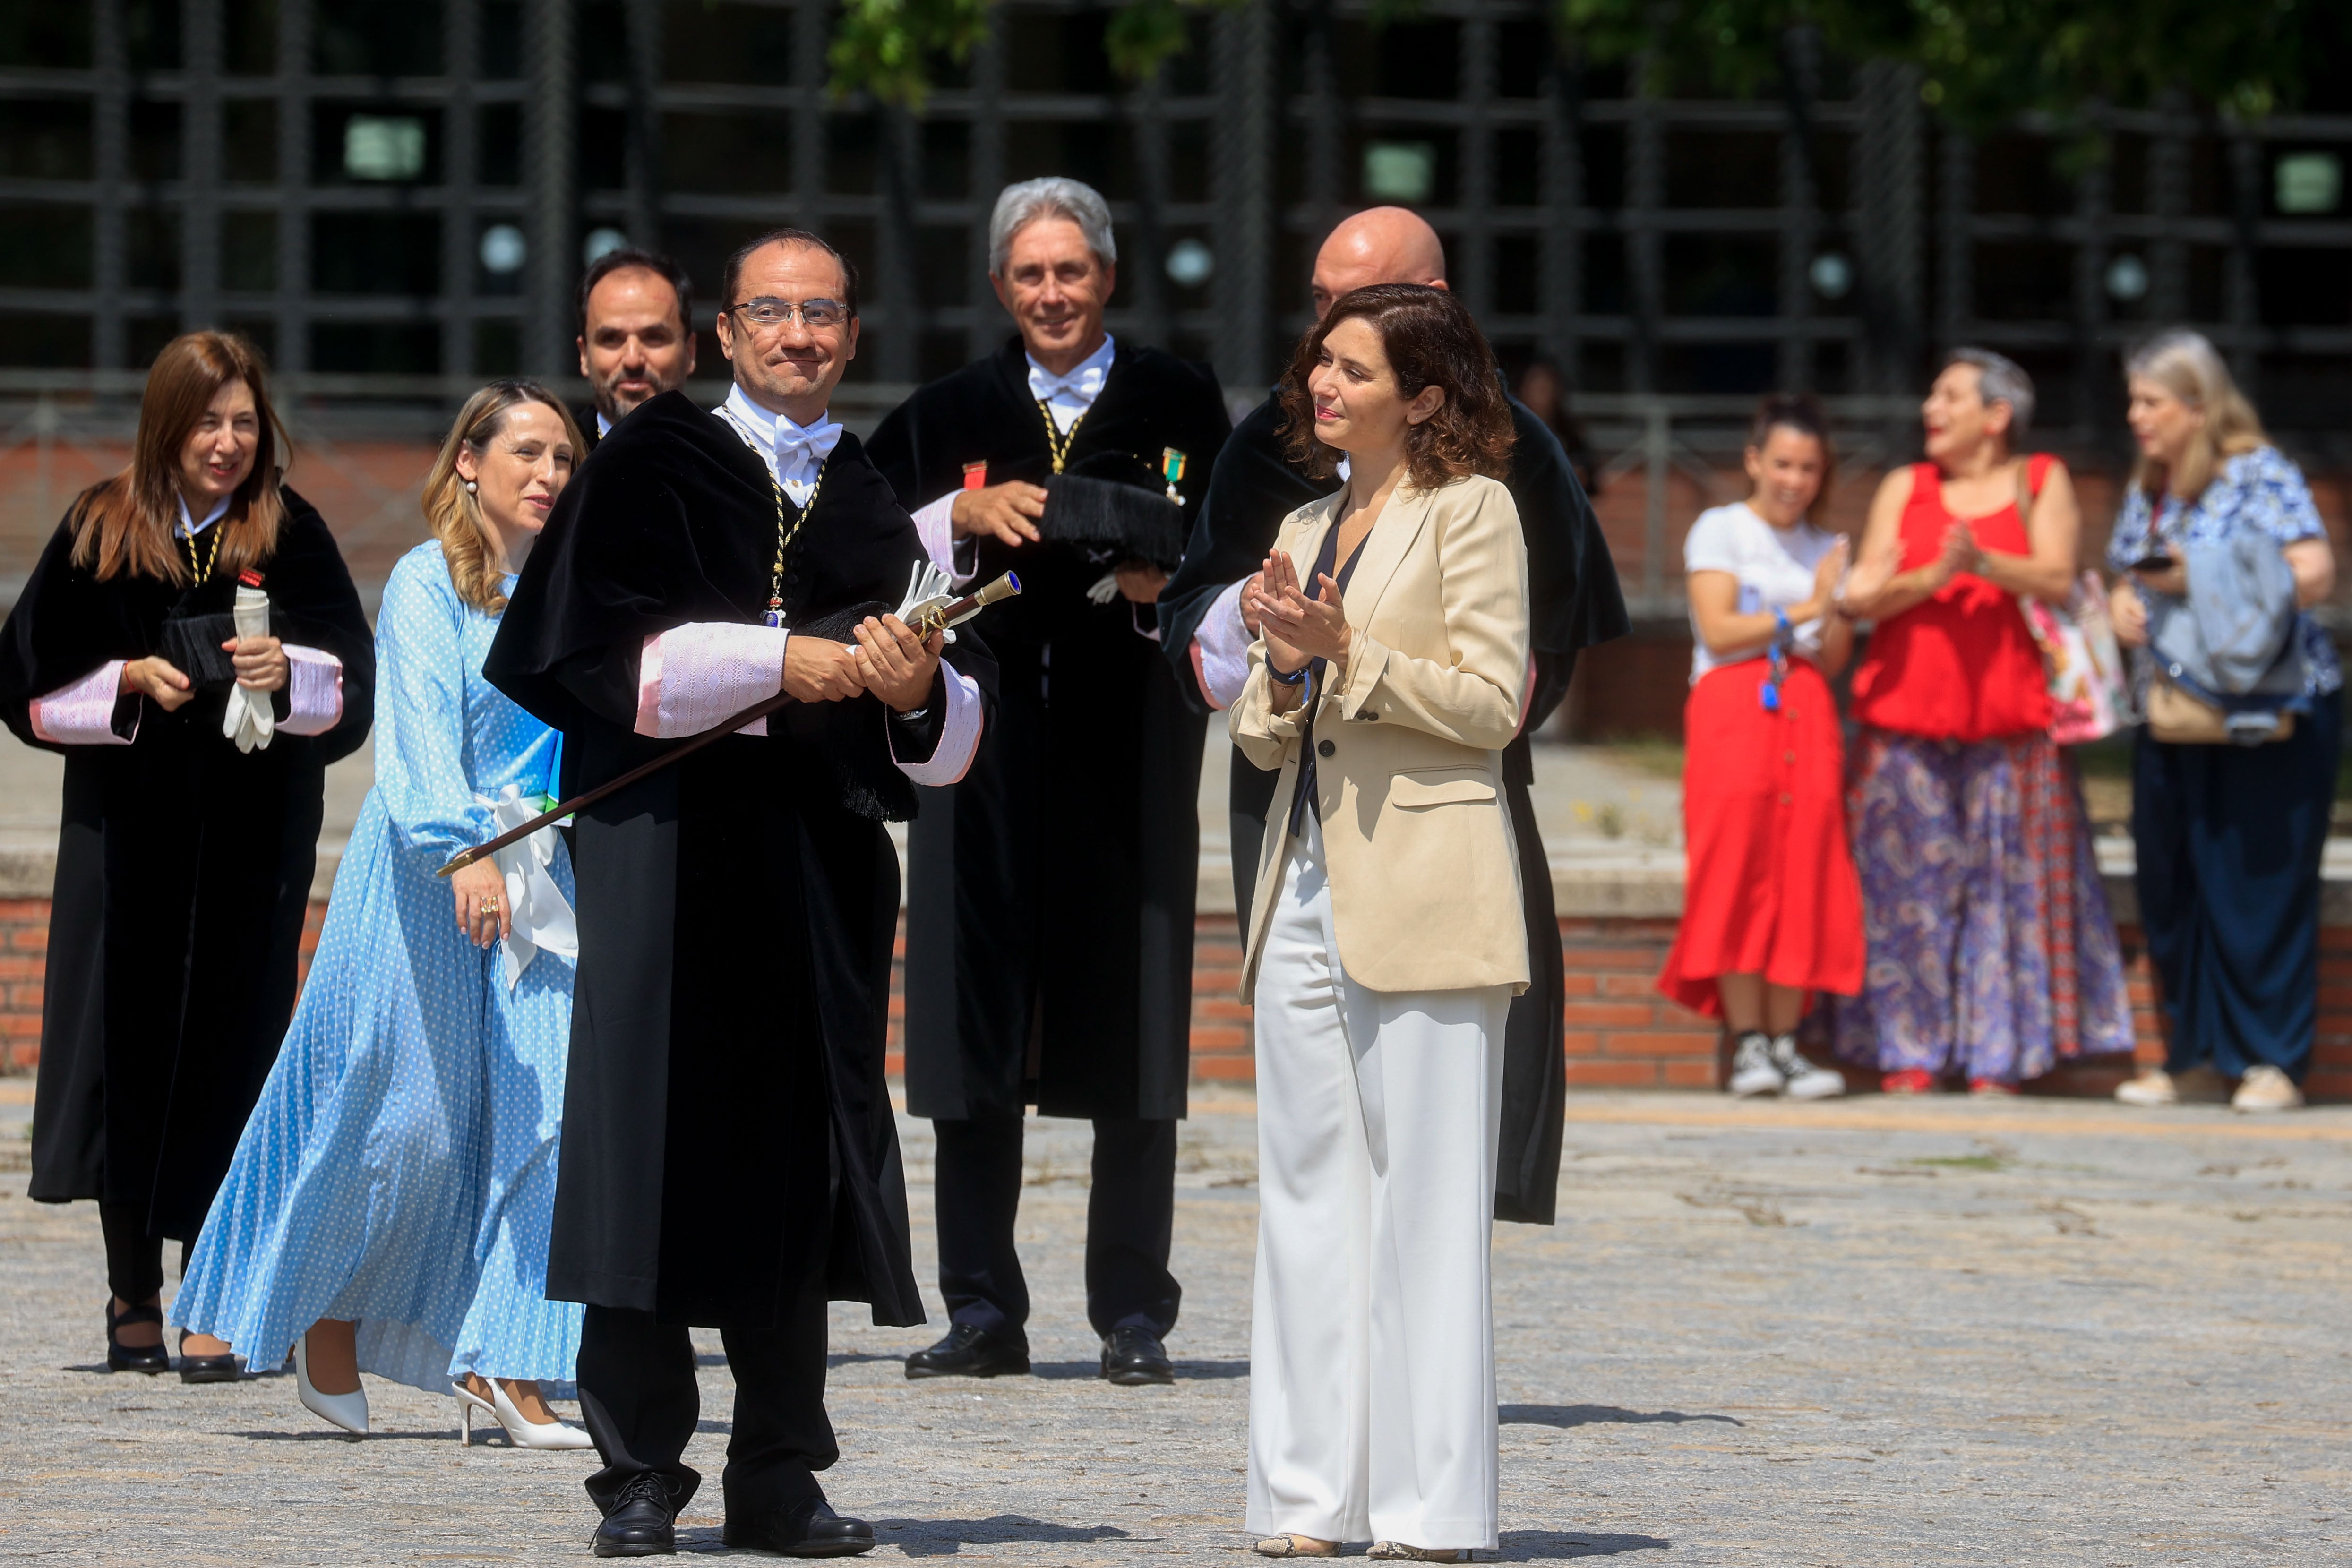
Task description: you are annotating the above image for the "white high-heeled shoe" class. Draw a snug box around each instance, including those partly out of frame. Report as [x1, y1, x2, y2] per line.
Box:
[454, 1377, 596, 1449]
[292, 1332, 368, 1435]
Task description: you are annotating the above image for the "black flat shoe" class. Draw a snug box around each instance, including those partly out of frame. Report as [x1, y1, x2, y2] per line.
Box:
[592, 1472, 677, 1558]
[1099, 1325, 1174, 1386]
[177, 1329, 241, 1384]
[105, 1300, 170, 1375]
[723, 1496, 876, 1558]
[904, 1322, 1030, 1379]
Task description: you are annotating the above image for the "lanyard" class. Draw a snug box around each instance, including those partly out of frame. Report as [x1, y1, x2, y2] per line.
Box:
[1759, 609, 1792, 713]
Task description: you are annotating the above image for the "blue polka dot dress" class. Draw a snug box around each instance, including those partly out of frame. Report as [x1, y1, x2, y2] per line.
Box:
[174, 541, 583, 1392]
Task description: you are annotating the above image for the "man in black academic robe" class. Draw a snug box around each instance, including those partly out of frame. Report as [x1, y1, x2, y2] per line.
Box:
[864, 178, 1230, 1386]
[488, 229, 994, 1560]
[1158, 206, 1630, 1228]
[573, 247, 698, 450]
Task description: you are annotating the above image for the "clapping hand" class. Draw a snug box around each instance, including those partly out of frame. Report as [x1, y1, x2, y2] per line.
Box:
[1803, 537, 1851, 620]
[1935, 519, 1978, 585]
[1252, 547, 1351, 676]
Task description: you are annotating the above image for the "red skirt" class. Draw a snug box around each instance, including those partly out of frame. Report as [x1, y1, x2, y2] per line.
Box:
[1655, 658, 1865, 1017]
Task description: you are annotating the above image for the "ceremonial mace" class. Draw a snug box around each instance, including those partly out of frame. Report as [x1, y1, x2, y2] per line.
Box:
[438, 572, 1022, 879]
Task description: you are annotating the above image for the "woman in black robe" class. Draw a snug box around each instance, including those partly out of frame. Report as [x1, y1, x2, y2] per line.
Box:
[0, 331, 373, 1377]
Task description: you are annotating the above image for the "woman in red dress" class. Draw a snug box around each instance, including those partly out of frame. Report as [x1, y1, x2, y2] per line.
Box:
[1832, 350, 2133, 1093]
[1657, 395, 1860, 1098]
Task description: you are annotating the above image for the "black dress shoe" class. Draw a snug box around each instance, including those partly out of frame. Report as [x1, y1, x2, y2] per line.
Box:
[593, 1472, 677, 1558]
[1099, 1325, 1174, 1386]
[904, 1322, 1030, 1379]
[177, 1329, 241, 1384]
[722, 1497, 876, 1558]
[104, 1300, 171, 1375]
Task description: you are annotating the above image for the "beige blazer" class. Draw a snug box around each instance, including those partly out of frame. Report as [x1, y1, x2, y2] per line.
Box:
[1231, 471, 1532, 998]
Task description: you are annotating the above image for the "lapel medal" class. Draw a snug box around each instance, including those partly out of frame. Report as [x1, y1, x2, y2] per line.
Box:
[1161, 447, 1187, 505]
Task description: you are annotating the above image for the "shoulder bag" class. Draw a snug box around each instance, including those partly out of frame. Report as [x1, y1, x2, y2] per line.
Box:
[2012, 461, 2129, 746]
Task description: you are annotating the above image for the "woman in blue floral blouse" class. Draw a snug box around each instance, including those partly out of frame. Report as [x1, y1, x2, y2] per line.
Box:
[2107, 331, 2339, 1111]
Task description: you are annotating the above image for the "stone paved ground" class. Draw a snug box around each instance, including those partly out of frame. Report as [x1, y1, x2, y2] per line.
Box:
[3, 1092, 2349, 1566]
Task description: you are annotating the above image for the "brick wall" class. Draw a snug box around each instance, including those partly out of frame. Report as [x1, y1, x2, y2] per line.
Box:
[8, 899, 2346, 1099]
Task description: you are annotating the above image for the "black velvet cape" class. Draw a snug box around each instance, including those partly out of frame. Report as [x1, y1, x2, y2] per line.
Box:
[0, 488, 374, 1240]
[865, 338, 1231, 1123]
[1157, 390, 1631, 1225]
[485, 390, 995, 1327]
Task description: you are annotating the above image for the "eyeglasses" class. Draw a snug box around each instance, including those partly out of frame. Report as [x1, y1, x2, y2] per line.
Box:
[727, 296, 852, 331]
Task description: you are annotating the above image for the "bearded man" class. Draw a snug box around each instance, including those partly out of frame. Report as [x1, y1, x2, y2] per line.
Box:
[575, 247, 699, 448]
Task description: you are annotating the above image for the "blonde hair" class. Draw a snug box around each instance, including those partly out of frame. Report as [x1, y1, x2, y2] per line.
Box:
[2126, 330, 2269, 501]
[71, 331, 290, 583]
[421, 381, 583, 615]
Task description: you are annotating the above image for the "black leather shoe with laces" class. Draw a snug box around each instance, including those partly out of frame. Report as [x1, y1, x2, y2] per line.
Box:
[903, 1322, 1030, 1379]
[593, 1472, 678, 1558]
[1099, 1325, 1175, 1386]
[105, 1300, 171, 1375]
[722, 1497, 876, 1557]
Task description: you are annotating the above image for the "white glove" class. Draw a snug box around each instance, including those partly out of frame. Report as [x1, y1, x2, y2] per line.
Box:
[894, 559, 961, 645]
[221, 584, 275, 754]
[481, 786, 580, 989]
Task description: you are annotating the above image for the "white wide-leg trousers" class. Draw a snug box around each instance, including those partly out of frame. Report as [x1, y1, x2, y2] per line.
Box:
[1245, 814, 1511, 1550]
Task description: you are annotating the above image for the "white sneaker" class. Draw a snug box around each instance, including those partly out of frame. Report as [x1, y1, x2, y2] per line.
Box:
[1728, 1032, 1783, 1097]
[2232, 1065, 2304, 1112]
[2114, 1069, 2178, 1107]
[1768, 1033, 1846, 1099]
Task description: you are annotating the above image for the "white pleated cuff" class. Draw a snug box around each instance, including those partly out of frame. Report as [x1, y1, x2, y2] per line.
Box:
[1190, 579, 1254, 711]
[277, 644, 345, 736]
[911, 493, 983, 589]
[30, 660, 133, 745]
[891, 664, 983, 785]
[636, 623, 789, 739]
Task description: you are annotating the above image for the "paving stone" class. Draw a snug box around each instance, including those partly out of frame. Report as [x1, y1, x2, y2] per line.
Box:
[1, 1093, 2348, 1564]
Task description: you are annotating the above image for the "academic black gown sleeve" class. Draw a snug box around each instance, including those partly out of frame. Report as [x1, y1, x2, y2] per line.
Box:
[0, 487, 375, 760]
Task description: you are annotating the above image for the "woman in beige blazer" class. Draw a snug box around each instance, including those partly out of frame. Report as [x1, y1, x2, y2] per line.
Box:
[1232, 284, 1530, 1563]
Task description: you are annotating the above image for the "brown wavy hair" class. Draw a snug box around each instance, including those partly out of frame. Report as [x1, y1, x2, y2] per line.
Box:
[1277, 284, 1515, 492]
[70, 331, 291, 583]
[421, 381, 584, 615]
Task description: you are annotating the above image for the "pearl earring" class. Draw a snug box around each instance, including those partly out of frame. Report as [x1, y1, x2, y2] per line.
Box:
[465, 480, 478, 494]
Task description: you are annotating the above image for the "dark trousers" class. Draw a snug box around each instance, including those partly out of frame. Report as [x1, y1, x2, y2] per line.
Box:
[932, 1115, 1180, 1346]
[2134, 695, 2341, 1081]
[575, 1292, 837, 1524]
[101, 1201, 192, 1303]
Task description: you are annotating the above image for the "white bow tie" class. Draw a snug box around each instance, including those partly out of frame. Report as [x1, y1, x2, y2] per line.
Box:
[772, 421, 842, 465]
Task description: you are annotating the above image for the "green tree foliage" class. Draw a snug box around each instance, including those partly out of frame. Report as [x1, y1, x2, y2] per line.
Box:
[826, 0, 2328, 123]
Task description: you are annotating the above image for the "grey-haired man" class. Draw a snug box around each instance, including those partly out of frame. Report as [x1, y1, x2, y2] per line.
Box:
[867, 179, 1232, 1388]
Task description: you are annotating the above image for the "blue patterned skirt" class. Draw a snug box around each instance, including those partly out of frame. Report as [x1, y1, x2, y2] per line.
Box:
[1832, 727, 2134, 1082]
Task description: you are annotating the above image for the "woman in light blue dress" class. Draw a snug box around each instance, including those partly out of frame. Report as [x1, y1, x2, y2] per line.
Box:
[176, 382, 592, 1445]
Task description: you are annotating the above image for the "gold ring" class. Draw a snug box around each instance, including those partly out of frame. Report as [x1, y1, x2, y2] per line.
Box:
[481, 898, 499, 913]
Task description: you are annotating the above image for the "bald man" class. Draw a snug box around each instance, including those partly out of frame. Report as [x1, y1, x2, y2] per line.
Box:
[1157, 206, 1628, 1227]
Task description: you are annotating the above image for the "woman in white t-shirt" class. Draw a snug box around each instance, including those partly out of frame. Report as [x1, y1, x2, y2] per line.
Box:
[1655, 394, 1863, 1099]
